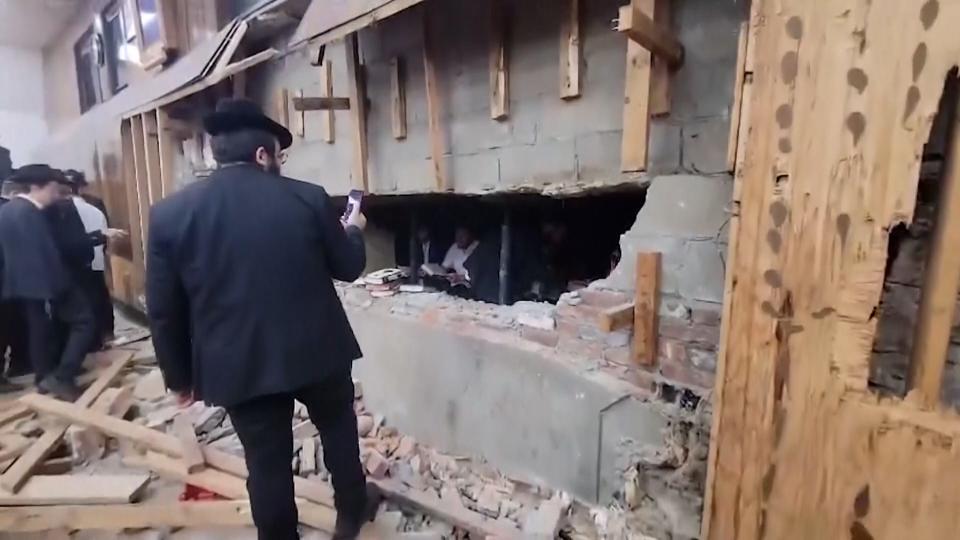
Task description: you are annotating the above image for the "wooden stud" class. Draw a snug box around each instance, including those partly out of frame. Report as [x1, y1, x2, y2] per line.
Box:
[489, 0, 509, 120]
[632, 252, 660, 365]
[649, 0, 671, 116]
[344, 33, 369, 190]
[0, 474, 150, 506]
[907, 93, 960, 408]
[172, 414, 205, 474]
[295, 89, 305, 138]
[617, 3, 683, 68]
[291, 96, 352, 111]
[559, 0, 581, 99]
[391, 57, 408, 139]
[120, 120, 145, 287]
[0, 501, 256, 532]
[321, 60, 335, 144]
[231, 69, 246, 97]
[274, 88, 290, 129]
[726, 22, 749, 172]
[141, 112, 163, 206]
[0, 355, 130, 493]
[0, 407, 31, 430]
[156, 107, 180, 199]
[599, 302, 636, 332]
[620, 0, 654, 172]
[422, 9, 448, 191]
[130, 115, 151, 255]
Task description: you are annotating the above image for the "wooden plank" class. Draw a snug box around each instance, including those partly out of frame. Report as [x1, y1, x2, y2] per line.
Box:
[120, 119, 146, 289]
[274, 88, 290, 129]
[559, 0, 580, 99]
[295, 89, 306, 137]
[289, 0, 425, 49]
[599, 302, 636, 333]
[489, 0, 509, 120]
[617, 3, 683, 68]
[130, 115, 151, 257]
[321, 59, 336, 144]
[291, 96, 351, 111]
[422, 9, 448, 191]
[156, 107, 180, 199]
[141, 111, 163, 206]
[0, 354, 131, 493]
[619, 0, 654, 172]
[300, 437, 317, 475]
[907, 91, 960, 408]
[345, 33, 369, 190]
[0, 474, 149, 506]
[391, 57, 407, 139]
[632, 252, 659, 365]
[0, 501, 255, 532]
[726, 22, 749, 172]
[0, 406, 31, 430]
[172, 414, 205, 474]
[649, 0, 671, 116]
[0, 435, 31, 464]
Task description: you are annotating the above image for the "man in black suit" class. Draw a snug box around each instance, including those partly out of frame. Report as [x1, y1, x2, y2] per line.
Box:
[146, 99, 378, 540]
[0, 165, 95, 400]
[0, 180, 28, 390]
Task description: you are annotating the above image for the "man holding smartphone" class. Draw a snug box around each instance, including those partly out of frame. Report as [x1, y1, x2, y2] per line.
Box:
[146, 98, 377, 540]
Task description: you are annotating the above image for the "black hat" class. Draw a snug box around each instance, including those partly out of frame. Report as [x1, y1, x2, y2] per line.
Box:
[9, 164, 67, 187]
[202, 98, 292, 149]
[64, 169, 88, 187]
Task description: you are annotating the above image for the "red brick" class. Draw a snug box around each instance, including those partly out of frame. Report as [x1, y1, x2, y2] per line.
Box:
[602, 346, 632, 367]
[556, 302, 603, 324]
[659, 354, 714, 390]
[659, 317, 720, 348]
[364, 450, 390, 479]
[691, 304, 723, 327]
[578, 289, 632, 308]
[520, 326, 560, 348]
[557, 333, 604, 361]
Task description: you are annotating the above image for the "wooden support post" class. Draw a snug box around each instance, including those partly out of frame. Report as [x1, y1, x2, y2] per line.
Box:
[908, 93, 960, 408]
[274, 88, 290, 129]
[344, 34, 369, 190]
[141, 112, 163, 206]
[0, 355, 130, 493]
[559, 0, 581, 99]
[633, 252, 660, 365]
[649, 0, 671, 116]
[156, 107, 180, 199]
[726, 22, 749, 172]
[489, 0, 509, 120]
[320, 60, 335, 143]
[391, 57, 408, 139]
[617, 3, 684, 68]
[620, 0, 654, 172]
[120, 120, 145, 286]
[295, 90, 305, 137]
[130, 115, 151, 255]
[291, 97, 351, 111]
[422, 9, 448, 191]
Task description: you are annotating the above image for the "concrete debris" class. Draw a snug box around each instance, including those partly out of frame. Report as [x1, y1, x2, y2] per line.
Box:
[364, 449, 390, 479]
[474, 485, 502, 518]
[133, 369, 167, 401]
[357, 415, 375, 437]
[193, 406, 228, 435]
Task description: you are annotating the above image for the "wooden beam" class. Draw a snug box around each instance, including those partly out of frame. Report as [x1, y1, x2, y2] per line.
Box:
[649, 0, 671, 116]
[633, 252, 660, 365]
[0, 474, 149, 506]
[620, 0, 654, 172]
[489, 0, 509, 120]
[0, 436, 31, 465]
[274, 88, 290, 129]
[130, 115, 151, 254]
[156, 107, 180, 199]
[0, 501, 256, 532]
[120, 119, 146, 288]
[0, 406, 31, 430]
[295, 89, 305, 138]
[344, 33, 369, 190]
[172, 414, 205, 474]
[391, 57, 407, 139]
[559, 0, 581, 99]
[599, 302, 636, 332]
[726, 22, 749, 172]
[320, 60, 336, 143]
[141, 112, 163, 206]
[0, 355, 130, 493]
[617, 3, 684, 68]
[422, 9, 448, 191]
[907, 92, 960, 408]
[291, 96, 351, 111]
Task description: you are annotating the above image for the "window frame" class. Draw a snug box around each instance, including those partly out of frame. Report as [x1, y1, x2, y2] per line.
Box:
[102, 0, 140, 95]
[73, 25, 106, 114]
[132, 0, 178, 70]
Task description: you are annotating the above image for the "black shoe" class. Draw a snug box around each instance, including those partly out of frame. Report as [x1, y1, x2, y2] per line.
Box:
[332, 483, 384, 540]
[38, 376, 81, 402]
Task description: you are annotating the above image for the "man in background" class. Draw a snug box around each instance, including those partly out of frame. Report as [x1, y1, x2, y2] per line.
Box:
[0, 180, 27, 391]
[442, 226, 478, 282]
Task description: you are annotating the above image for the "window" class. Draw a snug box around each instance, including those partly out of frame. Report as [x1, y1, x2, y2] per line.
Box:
[103, 0, 140, 94]
[74, 27, 105, 113]
[133, 0, 178, 69]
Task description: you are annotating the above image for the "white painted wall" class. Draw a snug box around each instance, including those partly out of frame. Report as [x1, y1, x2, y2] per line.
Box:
[0, 45, 48, 166]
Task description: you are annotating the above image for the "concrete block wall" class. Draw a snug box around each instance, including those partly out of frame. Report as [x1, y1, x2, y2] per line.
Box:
[256, 0, 745, 196]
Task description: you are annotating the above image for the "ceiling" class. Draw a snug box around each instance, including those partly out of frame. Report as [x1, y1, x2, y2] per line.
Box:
[0, 0, 85, 49]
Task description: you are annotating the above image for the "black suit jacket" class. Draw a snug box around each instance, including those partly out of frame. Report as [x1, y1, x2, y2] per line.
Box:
[146, 164, 366, 407]
[0, 197, 71, 301]
[45, 199, 103, 274]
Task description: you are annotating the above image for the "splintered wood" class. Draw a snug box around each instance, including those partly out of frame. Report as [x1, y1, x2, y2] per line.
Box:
[704, 1, 960, 539]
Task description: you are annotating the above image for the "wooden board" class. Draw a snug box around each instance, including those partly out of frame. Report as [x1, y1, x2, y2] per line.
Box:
[300, 437, 317, 475]
[172, 414, 205, 474]
[619, 0, 654, 172]
[0, 474, 149, 506]
[0, 354, 131, 493]
[489, 0, 509, 120]
[274, 88, 290, 129]
[130, 115, 151, 257]
[617, 3, 683, 68]
[559, 0, 580, 99]
[649, 0, 671, 116]
[295, 89, 306, 137]
[0, 501, 255, 532]
[290, 0, 425, 48]
[703, 1, 960, 538]
[292, 96, 351, 111]
[321, 60, 336, 143]
[0, 406, 31, 430]
[390, 57, 408, 139]
[344, 33, 369, 190]
[120, 119, 146, 290]
[725, 22, 749, 172]
[422, 9, 448, 191]
[156, 107, 181, 199]
[599, 302, 635, 332]
[632, 252, 659, 365]
[141, 111, 163, 206]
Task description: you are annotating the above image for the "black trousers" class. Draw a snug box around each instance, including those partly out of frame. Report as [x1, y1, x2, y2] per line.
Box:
[227, 369, 366, 540]
[79, 269, 114, 345]
[22, 287, 95, 383]
[0, 299, 29, 376]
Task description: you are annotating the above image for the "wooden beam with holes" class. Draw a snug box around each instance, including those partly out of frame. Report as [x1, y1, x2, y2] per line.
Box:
[391, 57, 407, 139]
[617, 2, 684, 68]
[422, 9, 448, 191]
[291, 96, 351, 111]
[344, 33, 369, 190]
[620, 0, 655, 172]
[633, 252, 660, 365]
[559, 0, 581, 99]
[489, 0, 509, 120]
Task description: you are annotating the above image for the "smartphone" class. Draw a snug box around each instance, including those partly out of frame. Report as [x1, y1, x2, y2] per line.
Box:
[342, 189, 364, 222]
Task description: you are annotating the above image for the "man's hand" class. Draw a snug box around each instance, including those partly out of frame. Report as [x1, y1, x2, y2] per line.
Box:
[343, 209, 367, 231]
[174, 390, 196, 408]
[103, 228, 129, 239]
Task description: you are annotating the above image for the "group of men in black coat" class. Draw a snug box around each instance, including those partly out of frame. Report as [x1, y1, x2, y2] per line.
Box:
[0, 165, 123, 400]
[146, 98, 378, 540]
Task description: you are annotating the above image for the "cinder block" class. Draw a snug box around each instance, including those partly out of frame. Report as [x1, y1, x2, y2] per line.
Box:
[497, 139, 577, 188]
[682, 118, 730, 175]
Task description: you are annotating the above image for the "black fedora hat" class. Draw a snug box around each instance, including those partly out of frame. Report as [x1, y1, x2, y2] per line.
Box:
[10, 164, 67, 187]
[203, 98, 293, 149]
